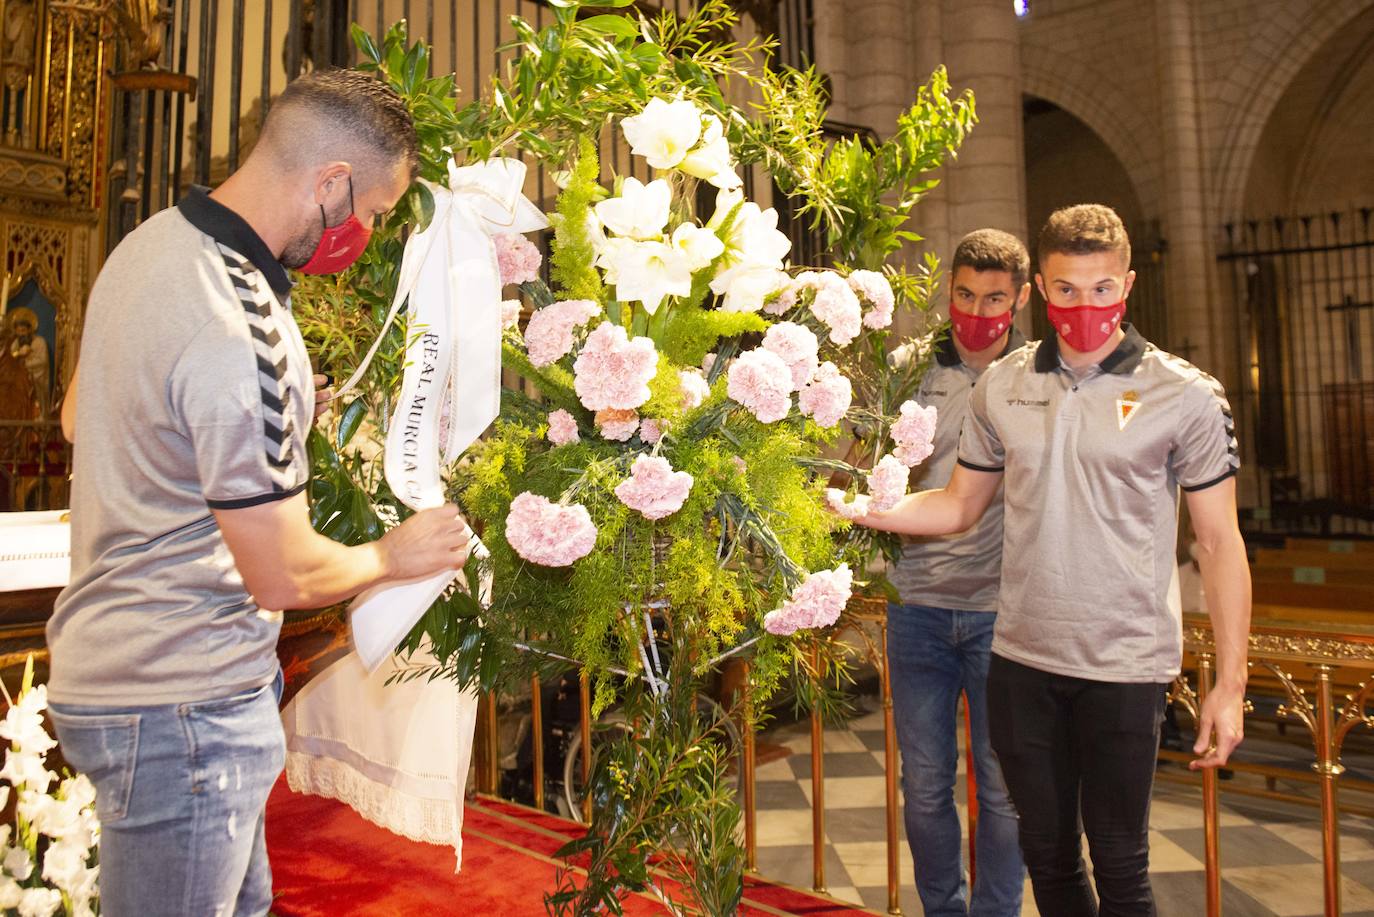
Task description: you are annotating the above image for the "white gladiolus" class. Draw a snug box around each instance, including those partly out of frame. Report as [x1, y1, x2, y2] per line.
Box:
[680, 115, 741, 190]
[0, 750, 53, 795]
[0, 876, 21, 910]
[710, 263, 792, 313]
[3, 844, 33, 881]
[620, 97, 704, 169]
[593, 177, 672, 241]
[0, 686, 56, 757]
[17, 886, 62, 917]
[603, 240, 695, 314]
[670, 222, 726, 272]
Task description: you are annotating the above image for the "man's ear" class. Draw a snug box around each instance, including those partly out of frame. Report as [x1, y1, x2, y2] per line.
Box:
[1014, 281, 1032, 313]
[1034, 273, 1048, 303]
[1122, 269, 1137, 301]
[311, 162, 353, 207]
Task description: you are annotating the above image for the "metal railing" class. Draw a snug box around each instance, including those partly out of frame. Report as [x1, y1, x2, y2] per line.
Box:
[0, 420, 69, 512]
[471, 603, 1374, 916]
[1219, 207, 1374, 536]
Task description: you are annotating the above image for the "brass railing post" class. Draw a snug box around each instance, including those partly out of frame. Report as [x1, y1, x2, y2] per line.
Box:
[1197, 653, 1222, 917]
[741, 660, 758, 873]
[531, 673, 545, 812]
[579, 670, 593, 823]
[880, 616, 902, 914]
[486, 690, 501, 796]
[1313, 665, 1343, 917]
[810, 645, 826, 893]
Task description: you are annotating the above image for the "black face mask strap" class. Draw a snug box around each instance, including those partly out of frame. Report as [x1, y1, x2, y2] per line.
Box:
[319, 176, 357, 228]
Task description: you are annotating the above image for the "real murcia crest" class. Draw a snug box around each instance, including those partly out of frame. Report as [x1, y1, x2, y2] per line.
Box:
[1117, 389, 1141, 431]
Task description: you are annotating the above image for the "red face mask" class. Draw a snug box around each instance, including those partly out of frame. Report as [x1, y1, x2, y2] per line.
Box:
[298, 178, 372, 275]
[1046, 301, 1126, 353]
[949, 302, 1014, 353]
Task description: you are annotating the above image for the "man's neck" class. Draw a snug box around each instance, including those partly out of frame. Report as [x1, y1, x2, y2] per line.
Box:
[1058, 327, 1125, 371]
[209, 167, 291, 259]
[953, 333, 1009, 372]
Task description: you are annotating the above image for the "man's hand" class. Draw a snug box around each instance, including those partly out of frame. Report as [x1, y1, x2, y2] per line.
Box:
[377, 504, 472, 580]
[1190, 680, 1245, 770]
[313, 373, 334, 420]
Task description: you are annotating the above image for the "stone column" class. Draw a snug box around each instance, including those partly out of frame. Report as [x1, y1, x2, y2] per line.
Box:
[1155, 0, 1229, 380]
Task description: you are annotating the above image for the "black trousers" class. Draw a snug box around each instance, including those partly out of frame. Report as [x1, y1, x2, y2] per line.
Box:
[987, 653, 1167, 917]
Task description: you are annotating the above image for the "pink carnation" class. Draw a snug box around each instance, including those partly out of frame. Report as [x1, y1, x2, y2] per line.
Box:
[866, 453, 908, 512]
[727, 348, 793, 423]
[762, 564, 853, 635]
[764, 280, 801, 317]
[547, 409, 580, 446]
[762, 322, 820, 392]
[495, 233, 543, 286]
[595, 408, 640, 442]
[573, 322, 659, 411]
[892, 400, 938, 467]
[614, 454, 694, 521]
[501, 299, 523, 330]
[702, 353, 718, 374]
[505, 492, 598, 566]
[798, 362, 852, 428]
[825, 488, 871, 521]
[849, 270, 894, 330]
[808, 272, 863, 346]
[678, 369, 711, 411]
[639, 418, 665, 443]
[525, 299, 601, 368]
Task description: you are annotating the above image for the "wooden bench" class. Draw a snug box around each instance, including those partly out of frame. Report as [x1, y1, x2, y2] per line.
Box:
[1284, 537, 1374, 555]
[1254, 547, 1374, 572]
[1251, 564, 1374, 588]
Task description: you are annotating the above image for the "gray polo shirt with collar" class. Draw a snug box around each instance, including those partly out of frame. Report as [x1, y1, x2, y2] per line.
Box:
[47, 187, 314, 705]
[958, 324, 1239, 683]
[890, 327, 1026, 613]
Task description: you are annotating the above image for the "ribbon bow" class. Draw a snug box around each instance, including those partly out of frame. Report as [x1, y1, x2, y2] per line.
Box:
[338, 158, 547, 670]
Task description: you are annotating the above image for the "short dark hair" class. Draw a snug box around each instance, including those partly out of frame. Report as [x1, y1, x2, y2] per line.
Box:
[951, 228, 1030, 290]
[1037, 204, 1131, 268]
[262, 69, 419, 183]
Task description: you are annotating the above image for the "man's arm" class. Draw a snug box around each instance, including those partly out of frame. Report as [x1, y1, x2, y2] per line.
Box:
[60, 363, 78, 442]
[854, 464, 1003, 537]
[1184, 476, 1251, 770]
[214, 491, 471, 610]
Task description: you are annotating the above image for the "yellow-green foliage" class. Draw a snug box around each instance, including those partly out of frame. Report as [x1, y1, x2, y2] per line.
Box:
[550, 136, 606, 305]
[663, 306, 768, 367]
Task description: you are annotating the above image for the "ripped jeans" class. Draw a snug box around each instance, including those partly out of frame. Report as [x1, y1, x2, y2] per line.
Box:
[49, 671, 285, 917]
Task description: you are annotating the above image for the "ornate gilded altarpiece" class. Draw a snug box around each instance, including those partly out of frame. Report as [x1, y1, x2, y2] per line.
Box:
[0, 0, 121, 395]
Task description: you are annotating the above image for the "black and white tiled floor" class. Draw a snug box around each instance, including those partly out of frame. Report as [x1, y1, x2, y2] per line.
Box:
[754, 699, 1374, 916]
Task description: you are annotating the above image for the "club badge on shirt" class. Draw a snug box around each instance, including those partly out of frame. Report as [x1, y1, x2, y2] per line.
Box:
[1117, 389, 1141, 431]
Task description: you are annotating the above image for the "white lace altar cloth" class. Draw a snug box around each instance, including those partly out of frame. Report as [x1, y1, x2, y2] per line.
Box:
[281, 649, 479, 870]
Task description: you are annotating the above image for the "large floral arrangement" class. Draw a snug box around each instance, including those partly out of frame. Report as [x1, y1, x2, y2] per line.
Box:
[294, 3, 974, 912]
[0, 660, 100, 917]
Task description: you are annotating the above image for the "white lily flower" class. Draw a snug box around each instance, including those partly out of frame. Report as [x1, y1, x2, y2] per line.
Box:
[680, 115, 742, 190]
[710, 263, 792, 313]
[596, 236, 639, 285]
[593, 177, 672, 241]
[605, 240, 695, 314]
[620, 97, 704, 170]
[706, 187, 745, 232]
[671, 223, 726, 272]
[724, 202, 792, 269]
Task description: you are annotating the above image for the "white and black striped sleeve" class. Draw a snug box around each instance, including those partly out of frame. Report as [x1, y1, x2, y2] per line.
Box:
[1173, 372, 1240, 492]
[170, 309, 307, 510]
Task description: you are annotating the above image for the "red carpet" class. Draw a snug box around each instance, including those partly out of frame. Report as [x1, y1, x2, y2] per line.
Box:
[266, 779, 877, 915]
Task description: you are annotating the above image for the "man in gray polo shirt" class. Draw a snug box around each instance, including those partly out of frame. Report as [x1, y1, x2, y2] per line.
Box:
[855, 205, 1250, 916]
[888, 229, 1028, 917]
[47, 71, 471, 917]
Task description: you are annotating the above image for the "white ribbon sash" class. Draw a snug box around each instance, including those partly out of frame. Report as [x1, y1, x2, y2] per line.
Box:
[340, 158, 548, 670]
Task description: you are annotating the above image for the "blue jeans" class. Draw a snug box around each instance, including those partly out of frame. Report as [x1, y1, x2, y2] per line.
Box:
[49, 671, 285, 917]
[888, 603, 1024, 917]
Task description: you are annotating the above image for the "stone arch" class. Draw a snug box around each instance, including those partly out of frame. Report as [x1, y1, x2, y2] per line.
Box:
[1212, 0, 1374, 220]
[1020, 44, 1161, 215]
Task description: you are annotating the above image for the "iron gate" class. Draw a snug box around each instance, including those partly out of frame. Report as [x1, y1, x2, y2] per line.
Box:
[1219, 207, 1374, 536]
[104, 0, 819, 253]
